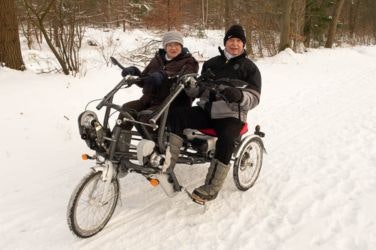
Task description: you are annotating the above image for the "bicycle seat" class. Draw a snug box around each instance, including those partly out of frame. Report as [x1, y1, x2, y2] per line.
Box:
[199, 123, 248, 137]
[137, 109, 154, 118]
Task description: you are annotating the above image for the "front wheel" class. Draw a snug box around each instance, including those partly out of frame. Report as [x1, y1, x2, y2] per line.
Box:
[233, 137, 263, 191]
[67, 170, 119, 238]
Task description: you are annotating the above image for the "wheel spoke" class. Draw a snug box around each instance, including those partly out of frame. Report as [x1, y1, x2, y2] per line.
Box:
[68, 171, 119, 237]
[234, 139, 263, 190]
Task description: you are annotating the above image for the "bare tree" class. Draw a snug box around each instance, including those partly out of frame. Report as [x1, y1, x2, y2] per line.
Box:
[291, 0, 306, 51]
[201, 0, 209, 30]
[0, 0, 25, 70]
[22, 0, 84, 75]
[23, 0, 70, 74]
[279, 0, 294, 52]
[224, 0, 231, 29]
[104, 0, 112, 28]
[325, 0, 345, 48]
[348, 0, 361, 38]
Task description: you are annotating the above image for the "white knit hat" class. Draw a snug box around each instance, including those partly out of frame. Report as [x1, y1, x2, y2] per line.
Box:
[162, 31, 184, 48]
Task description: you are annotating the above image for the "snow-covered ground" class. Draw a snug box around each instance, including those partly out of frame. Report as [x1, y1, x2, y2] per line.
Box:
[1, 29, 376, 250]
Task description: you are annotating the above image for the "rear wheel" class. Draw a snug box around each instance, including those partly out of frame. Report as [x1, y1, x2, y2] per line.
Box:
[67, 171, 119, 238]
[233, 137, 263, 191]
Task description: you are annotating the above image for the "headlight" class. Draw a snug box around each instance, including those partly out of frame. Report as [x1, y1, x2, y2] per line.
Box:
[82, 114, 96, 128]
[79, 111, 98, 129]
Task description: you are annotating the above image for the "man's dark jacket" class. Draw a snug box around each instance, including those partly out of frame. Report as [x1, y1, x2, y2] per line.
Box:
[194, 47, 261, 121]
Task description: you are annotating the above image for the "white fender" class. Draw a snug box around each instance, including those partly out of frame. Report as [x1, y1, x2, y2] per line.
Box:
[90, 160, 116, 204]
[91, 161, 115, 182]
[233, 134, 265, 159]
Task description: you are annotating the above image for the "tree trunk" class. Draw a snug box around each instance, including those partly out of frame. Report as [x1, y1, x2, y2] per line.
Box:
[325, 0, 345, 48]
[27, 21, 33, 49]
[37, 17, 69, 74]
[167, 0, 170, 30]
[303, 12, 312, 48]
[245, 25, 254, 57]
[279, 0, 294, 52]
[52, 2, 60, 47]
[104, 0, 112, 28]
[0, 0, 25, 70]
[224, 0, 231, 30]
[349, 0, 361, 37]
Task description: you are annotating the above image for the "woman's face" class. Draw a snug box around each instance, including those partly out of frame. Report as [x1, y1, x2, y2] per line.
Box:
[165, 42, 182, 58]
[225, 37, 244, 57]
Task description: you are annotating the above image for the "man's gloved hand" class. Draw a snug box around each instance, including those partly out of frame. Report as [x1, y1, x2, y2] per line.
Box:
[121, 66, 141, 77]
[183, 75, 198, 89]
[221, 87, 243, 103]
[143, 71, 165, 86]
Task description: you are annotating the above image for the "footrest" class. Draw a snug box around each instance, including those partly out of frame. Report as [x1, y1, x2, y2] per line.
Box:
[185, 189, 206, 205]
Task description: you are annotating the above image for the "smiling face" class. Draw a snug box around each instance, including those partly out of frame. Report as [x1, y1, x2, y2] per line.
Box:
[165, 42, 182, 59]
[224, 37, 244, 57]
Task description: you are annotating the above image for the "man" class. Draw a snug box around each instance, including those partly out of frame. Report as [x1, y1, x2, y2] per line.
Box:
[167, 24, 262, 203]
[117, 31, 199, 151]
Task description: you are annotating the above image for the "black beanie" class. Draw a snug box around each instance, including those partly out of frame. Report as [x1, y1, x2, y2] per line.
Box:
[223, 25, 246, 46]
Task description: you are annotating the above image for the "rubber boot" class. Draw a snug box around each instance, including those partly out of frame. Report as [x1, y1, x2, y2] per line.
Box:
[162, 133, 183, 172]
[192, 159, 230, 202]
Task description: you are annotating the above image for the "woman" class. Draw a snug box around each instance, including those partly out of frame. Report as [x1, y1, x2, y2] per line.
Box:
[117, 31, 199, 151]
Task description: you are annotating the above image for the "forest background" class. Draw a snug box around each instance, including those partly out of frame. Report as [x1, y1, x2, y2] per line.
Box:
[1, 0, 376, 75]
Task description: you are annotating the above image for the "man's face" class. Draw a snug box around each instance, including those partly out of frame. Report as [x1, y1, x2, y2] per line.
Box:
[166, 42, 182, 58]
[225, 38, 244, 57]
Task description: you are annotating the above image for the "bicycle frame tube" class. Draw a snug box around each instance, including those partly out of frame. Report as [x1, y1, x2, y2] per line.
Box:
[96, 79, 186, 158]
[148, 83, 185, 126]
[103, 96, 114, 129]
[108, 126, 121, 160]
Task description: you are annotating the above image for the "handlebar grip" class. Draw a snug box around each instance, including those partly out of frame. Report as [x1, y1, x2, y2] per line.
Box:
[96, 98, 107, 110]
[110, 57, 125, 70]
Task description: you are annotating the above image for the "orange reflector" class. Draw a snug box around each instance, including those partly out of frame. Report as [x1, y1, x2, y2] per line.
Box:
[149, 178, 159, 187]
[81, 154, 89, 160]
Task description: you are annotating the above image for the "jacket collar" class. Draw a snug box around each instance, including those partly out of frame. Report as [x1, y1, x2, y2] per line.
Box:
[157, 47, 190, 63]
[218, 46, 247, 62]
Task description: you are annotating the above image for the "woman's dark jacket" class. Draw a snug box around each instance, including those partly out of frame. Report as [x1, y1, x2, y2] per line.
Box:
[140, 48, 199, 107]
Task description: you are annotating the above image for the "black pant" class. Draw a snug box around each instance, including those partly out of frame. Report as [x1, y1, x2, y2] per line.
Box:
[119, 93, 191, 130]
[118, 98, 186, 140]
[168, 106, 243, 164]
[118, 99, 156, 130]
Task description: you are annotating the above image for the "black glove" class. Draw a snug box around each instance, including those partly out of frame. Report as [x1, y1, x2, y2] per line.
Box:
[121, 66, 141, 77]
[143, 71, 165, 86]
[221, 87, 243, 103]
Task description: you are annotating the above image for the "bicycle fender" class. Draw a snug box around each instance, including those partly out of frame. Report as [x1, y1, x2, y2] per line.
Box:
[233, 134, 266, 159]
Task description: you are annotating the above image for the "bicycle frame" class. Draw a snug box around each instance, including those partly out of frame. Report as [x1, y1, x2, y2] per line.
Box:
[85, 71, 264, 193]
[92, 75, 189, 177]
[68, 59, 266, 238]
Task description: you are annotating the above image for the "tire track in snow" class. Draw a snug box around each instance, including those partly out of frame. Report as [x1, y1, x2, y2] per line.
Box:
[241, 55, 376, 249]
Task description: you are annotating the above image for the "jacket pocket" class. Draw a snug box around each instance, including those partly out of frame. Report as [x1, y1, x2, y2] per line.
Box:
[210, 100, 238, 119]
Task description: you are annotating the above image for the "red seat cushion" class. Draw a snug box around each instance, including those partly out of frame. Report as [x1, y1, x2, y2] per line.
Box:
[199, 123, 248, 137]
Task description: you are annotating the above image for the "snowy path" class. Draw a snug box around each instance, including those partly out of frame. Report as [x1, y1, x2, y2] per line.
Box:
[1, 46, 376, 250]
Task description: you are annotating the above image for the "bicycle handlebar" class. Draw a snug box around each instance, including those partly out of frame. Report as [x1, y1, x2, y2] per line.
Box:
[110, 56, 126, 70]
[96, 77, 143, 110]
